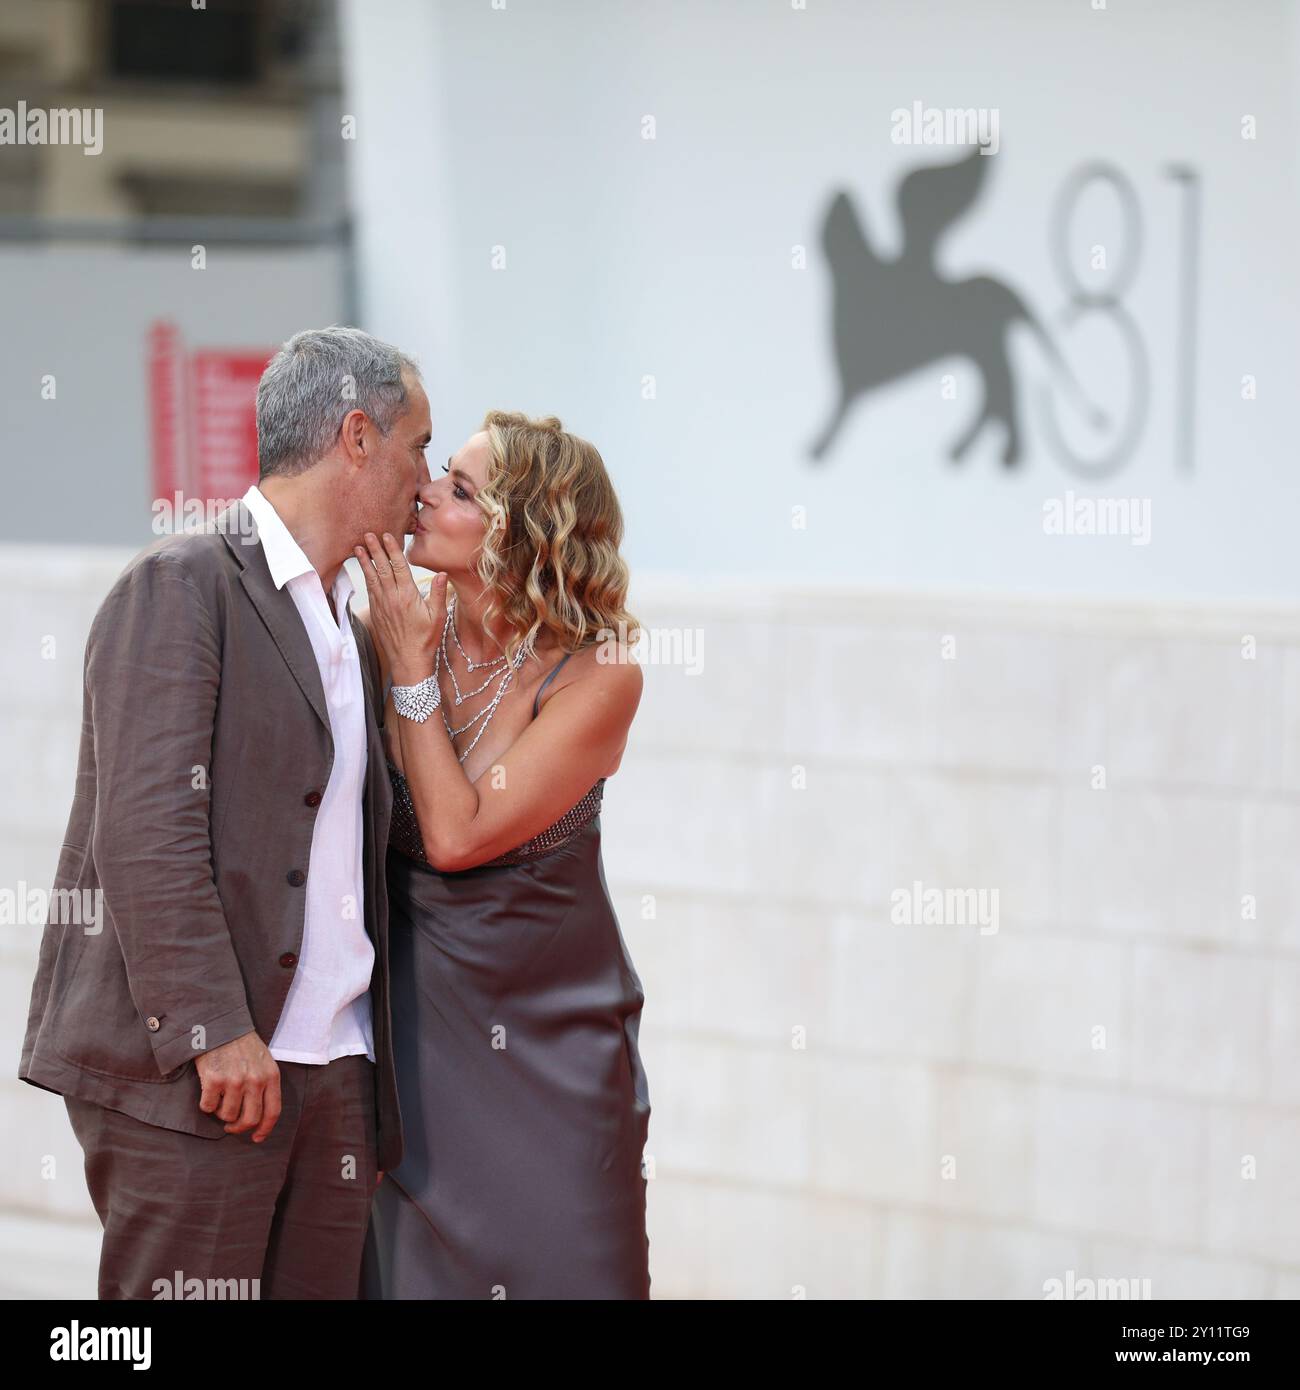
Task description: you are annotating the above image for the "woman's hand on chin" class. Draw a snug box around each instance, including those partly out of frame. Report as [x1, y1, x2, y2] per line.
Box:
[354, 531, 448, 683]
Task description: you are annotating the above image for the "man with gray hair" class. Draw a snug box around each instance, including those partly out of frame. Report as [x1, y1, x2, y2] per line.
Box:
[20, 325, 431, 1298]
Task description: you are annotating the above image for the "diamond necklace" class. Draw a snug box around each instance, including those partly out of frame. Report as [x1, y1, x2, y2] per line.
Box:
[445, 593, 508, 705]
[436, 594, 526, 763]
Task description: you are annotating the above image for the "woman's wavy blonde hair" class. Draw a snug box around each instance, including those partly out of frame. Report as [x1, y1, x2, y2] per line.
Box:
[446, 409, 639, 667]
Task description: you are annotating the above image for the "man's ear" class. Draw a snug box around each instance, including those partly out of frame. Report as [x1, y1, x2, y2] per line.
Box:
[340, 407, 370, 460]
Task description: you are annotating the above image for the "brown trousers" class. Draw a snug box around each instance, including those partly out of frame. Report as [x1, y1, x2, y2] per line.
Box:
[65, 1054, 377, 1300]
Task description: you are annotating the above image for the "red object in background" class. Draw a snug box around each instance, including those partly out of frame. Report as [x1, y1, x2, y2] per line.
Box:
[148, 320, 184, 499]
[189, 349, 272, 498]
[148, 320, 273, 508]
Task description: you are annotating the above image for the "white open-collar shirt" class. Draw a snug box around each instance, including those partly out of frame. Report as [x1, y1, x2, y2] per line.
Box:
[241, 483, 375, 1066]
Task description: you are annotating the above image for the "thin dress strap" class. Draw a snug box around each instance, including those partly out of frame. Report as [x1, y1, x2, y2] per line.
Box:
[532, 651, 574, 718]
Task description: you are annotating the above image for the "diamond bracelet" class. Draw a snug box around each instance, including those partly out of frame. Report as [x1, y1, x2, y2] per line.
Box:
[391, 671, 442, 723]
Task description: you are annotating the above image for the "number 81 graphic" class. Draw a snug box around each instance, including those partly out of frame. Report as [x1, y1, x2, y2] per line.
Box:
[1037, 161, 1199, 479]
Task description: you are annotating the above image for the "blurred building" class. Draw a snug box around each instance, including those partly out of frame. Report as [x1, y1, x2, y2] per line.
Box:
[0, 0, 344, 222]
[0, 0, 349, 547]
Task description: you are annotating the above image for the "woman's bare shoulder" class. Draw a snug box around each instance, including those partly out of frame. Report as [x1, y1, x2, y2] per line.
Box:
[552, 644, 642, 778]
[552, 641, 643, 710]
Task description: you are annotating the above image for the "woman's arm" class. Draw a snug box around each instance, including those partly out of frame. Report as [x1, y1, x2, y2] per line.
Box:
[355, 532, 642, 871]
[397, 648, 641, 870]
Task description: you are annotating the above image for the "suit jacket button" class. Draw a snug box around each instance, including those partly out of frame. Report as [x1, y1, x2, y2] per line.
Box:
[287, 869, 306, 886]
[145, 1015, 161, 1031]
[279, 952, 297, 968]
[304, 790, 321, 807]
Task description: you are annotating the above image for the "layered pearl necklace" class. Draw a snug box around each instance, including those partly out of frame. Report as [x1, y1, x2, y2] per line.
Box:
[436, 593, 527, 764]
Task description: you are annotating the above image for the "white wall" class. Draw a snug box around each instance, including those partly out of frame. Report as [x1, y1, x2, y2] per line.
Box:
[608, 580, 1300, 1296]
[339, 0, 1300, 600]
[0, 545, 134, 1297]
[4, 550, 1299, 1298]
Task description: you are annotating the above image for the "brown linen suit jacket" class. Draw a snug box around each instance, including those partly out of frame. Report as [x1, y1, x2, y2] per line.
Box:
[18, 498, 403, 1171]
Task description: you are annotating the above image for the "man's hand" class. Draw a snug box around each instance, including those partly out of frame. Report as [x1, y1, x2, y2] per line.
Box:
[195, 1030, 282, 1142]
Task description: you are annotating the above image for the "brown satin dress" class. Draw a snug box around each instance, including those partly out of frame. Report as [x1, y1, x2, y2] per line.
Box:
[359, 652, 652, 1299]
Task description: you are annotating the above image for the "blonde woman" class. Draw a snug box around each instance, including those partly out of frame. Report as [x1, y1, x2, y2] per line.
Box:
[352, 411, 650, 1299]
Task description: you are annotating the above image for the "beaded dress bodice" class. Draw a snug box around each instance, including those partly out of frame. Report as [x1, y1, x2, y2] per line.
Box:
[387, 759, 604, 870]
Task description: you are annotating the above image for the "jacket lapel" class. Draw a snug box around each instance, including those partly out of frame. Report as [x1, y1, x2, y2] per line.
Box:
[350, 607, 388, 778]
[217, 499, 331, 736]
